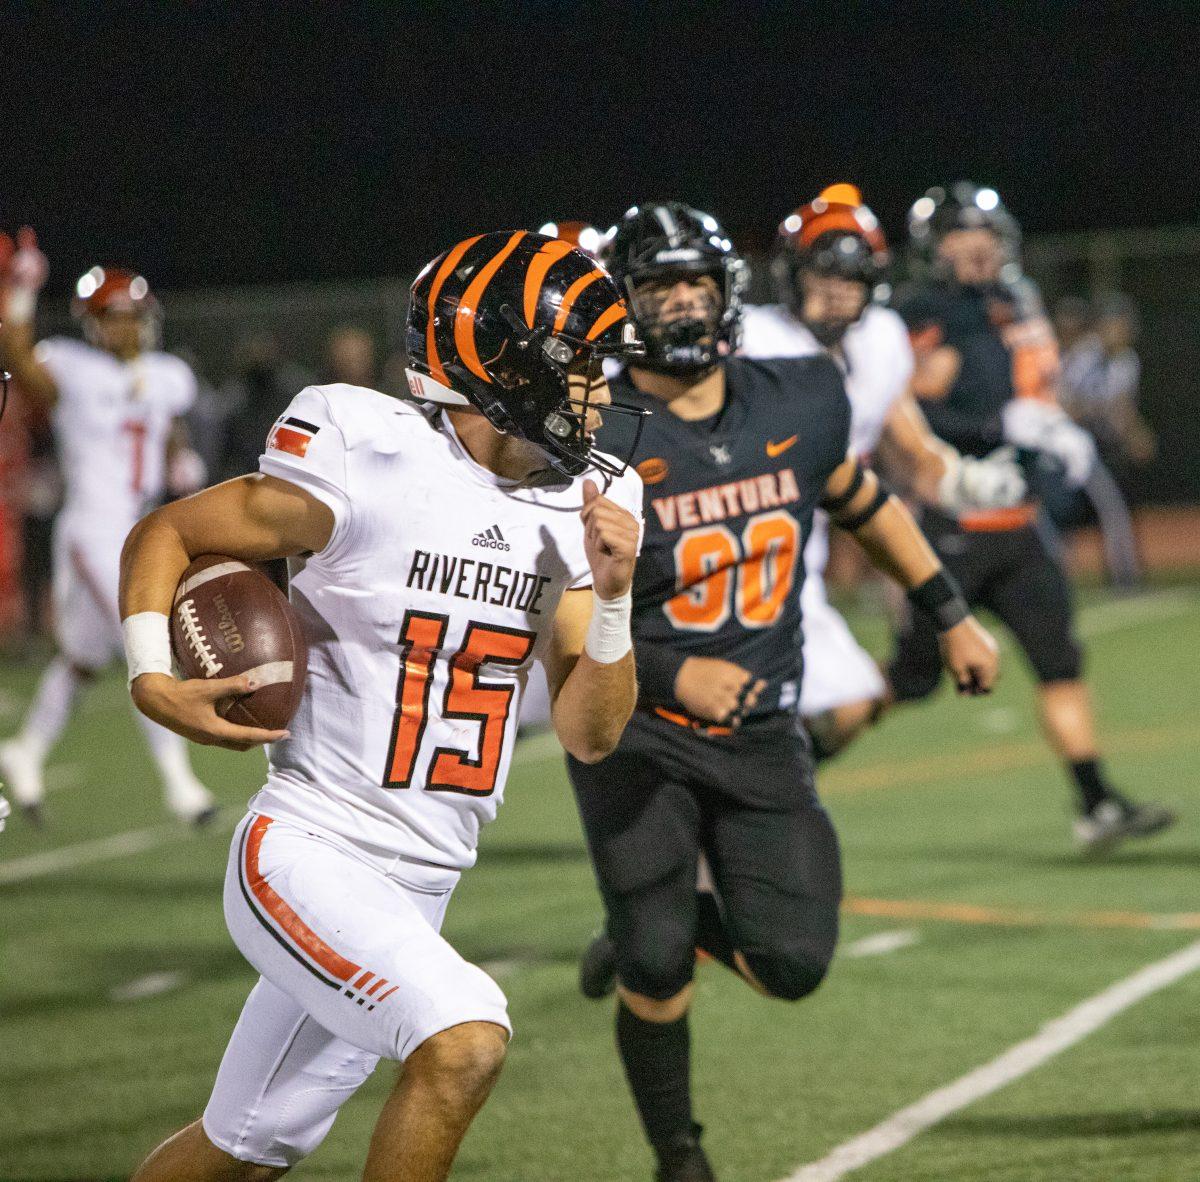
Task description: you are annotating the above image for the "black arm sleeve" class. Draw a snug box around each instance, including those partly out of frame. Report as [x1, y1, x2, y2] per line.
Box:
[633, 637, 687, 702]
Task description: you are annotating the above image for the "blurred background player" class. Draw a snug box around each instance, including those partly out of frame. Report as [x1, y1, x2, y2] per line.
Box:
[891, 182, 1175, 849]
[574, 203, 999, 1182]
[742, 184, 1025, 756]
[0, 229, 214, 826]
[1059, 291, 1157, 492]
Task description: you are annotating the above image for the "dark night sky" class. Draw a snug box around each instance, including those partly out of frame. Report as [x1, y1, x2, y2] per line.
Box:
[8, 2, 1199, 293]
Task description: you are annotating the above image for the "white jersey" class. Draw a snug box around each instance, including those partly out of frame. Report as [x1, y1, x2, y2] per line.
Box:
[741, 303, 913, 578]
[36, 337, 196, 529]
[252, 384, 643, 871]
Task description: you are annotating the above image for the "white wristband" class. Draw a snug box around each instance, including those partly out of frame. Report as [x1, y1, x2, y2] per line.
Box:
[5, 287, 37, 326]
[584, 589, 633, 664]
[123, 611, 174, 686]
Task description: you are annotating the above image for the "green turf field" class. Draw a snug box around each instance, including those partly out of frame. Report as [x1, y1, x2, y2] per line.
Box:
[3, 584, 1200, 1182]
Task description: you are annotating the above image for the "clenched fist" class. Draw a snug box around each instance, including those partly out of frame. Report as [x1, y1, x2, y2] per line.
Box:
[581, 478, 639, 602]
[674, 657, 765, 727]
[938, 615, 1000, 696]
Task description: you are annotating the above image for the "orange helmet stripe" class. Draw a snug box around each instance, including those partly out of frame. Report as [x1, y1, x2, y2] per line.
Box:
[584, 300, 628, 342]
[523, 238, 576, 328]
[552, 268, 605, 334]
[455, 230, 527, 382]
[426, 234, 483, 387]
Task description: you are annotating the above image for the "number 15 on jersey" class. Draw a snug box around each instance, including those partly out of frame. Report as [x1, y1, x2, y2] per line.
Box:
[383, 611, 536, 798]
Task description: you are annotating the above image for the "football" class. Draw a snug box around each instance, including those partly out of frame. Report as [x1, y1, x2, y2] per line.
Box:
[170, 554, 307, 731]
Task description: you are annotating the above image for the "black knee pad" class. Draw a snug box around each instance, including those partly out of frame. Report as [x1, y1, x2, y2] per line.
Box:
[742, 948, 831, 1002]
[1031, 639, 1084, 684]
[616, 934, 696, 1001]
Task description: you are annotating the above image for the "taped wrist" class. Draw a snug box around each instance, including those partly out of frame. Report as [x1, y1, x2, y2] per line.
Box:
[908, 571, 970, 633]
[123, 611, 174, 686]
[584, 590, 632, 664]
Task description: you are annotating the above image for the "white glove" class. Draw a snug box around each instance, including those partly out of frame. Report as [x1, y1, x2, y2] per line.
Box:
[1002, 399, 1097, 488]
[938, 446, 1028, 514]
[167, 446, 207, 496]
[0, 792, 10, 834]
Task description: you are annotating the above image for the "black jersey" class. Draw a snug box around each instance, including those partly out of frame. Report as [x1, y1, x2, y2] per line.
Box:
[599, 355, 850, 720]
[896, 277, 1060, 459]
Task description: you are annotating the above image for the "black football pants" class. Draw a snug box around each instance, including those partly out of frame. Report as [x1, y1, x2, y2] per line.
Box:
[568, 709, 842, 1002]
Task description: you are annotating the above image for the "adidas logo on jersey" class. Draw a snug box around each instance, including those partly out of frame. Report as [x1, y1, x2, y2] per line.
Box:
[472, 525, 511, 551]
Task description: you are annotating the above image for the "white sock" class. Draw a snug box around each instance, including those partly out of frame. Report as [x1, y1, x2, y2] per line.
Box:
[132, 708, 214, 817]
[17, 657, 83, 762]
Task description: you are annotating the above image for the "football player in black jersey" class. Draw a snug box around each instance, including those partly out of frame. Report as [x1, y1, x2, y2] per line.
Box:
[568, 203, 1000, 1182]
[891, 182, 1175, 850]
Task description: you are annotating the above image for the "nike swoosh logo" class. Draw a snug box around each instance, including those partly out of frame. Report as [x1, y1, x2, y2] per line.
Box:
[766, 435, 798, 458]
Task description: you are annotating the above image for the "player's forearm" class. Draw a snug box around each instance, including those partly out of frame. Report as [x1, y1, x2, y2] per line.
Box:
[553, 651, 637, 763]
[852, 496, 943, 589]
[121, 475, 330, 619]
[877, 399, 955, 504]
[0, 320, 55, 406]
[119, 508, 195, 619]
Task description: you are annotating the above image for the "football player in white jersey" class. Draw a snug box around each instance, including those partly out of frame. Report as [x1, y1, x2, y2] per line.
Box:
[0, 228, 214, 825]
[120, 231, 647, 1182]
[741, 186, 1024, 757]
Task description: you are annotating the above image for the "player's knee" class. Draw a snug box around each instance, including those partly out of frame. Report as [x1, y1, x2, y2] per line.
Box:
[743, 948, 831, 1001]
[410, 1021, 508, 1098]
[1033, 642, 1083, 684]
[617, 940, 694, 1002]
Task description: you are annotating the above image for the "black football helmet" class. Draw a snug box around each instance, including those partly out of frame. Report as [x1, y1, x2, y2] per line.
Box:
[405, 230, 648, 480]
[599, 202, 748, 376]
[907, 181, 1022, 268]
[770, 183, 890, 345]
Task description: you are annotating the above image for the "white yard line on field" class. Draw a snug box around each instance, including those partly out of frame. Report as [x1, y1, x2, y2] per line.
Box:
[780, 937, 1200, 1182]
[0, 813, 235, 885]
[110, 970, 188, 1002]
[841, 930, 919, 959]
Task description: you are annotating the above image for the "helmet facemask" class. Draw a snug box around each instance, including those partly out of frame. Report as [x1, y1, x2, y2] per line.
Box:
[774, 231, 879, 347]
[473, 304, 649, 482]
[625, 267, 734, 376]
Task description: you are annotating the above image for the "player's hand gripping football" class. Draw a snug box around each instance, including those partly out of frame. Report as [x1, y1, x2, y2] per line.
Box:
[131, 672, 288, 752]
[938, 616, 1000, 696]
[581, 478, 639, 602]
[674, 658, 766, 728]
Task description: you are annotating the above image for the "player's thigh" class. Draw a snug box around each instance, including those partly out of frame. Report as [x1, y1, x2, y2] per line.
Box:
[568, 745, 704, 999]
[51, 532, 123, 667]
[706, 747, 842, 995]
[800, 580, 885, 716]
[203, 975, 380, 1169]
[224, 813, 510, 1064]
[984, 527, 1083, 683]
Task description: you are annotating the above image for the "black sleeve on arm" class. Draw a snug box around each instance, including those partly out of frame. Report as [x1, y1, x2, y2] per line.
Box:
[633, 637, 687, 702]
